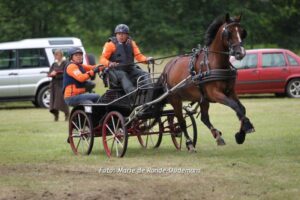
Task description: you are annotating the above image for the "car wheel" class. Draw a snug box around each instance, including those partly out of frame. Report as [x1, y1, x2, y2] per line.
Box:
[37, 85, 50, 108]
[286, 78, 300, 98]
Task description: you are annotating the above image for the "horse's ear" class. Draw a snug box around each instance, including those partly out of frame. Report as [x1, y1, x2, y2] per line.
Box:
[236, 13, 242, 21]
[225, 13, 230, 23]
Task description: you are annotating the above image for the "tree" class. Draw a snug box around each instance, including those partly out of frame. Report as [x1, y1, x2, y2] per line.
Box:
[0, 0, 300, 54]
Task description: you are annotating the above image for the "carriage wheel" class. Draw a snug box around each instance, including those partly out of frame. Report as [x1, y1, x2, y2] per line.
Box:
[102, 111, 128, 157]
[68, 110, 94, 155]
[137, 118, 163, 148]
[170, 111, 197, 150]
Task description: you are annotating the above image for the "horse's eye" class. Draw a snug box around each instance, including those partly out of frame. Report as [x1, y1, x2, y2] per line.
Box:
[222, 29, 231, 39]
[241, 29, 247, 39]
[227, 31, 232, 38]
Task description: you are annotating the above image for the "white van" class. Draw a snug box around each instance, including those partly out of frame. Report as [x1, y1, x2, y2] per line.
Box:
[0, 37, 93, 108]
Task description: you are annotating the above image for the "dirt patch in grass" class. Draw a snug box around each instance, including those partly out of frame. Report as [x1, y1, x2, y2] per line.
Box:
[0, 163, 234, 200]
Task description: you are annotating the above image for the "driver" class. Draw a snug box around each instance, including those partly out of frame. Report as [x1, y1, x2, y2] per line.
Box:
[99, 24, 153, 94]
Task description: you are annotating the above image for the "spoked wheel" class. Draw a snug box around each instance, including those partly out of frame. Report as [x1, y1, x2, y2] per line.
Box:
[169, 110, 197, 150]
[69, 110, 94, 155]
[137, 118, 163, 148]
[102, 111, 128, 157]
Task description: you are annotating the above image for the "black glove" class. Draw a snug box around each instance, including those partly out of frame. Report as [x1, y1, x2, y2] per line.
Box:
[109, 62, 118, 67]
[93, 66, 100, 74]
[147, 57, 154, 64]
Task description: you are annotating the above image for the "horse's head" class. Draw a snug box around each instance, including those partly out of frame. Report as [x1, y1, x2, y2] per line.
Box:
[221, 13, 247, 60]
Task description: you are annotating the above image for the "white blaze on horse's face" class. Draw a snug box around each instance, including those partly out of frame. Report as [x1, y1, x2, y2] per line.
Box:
[235, 27, 246, 58]
[222, 21, 246, 60]
[228, 25, 245, 60]
[236, 27, 241, 42]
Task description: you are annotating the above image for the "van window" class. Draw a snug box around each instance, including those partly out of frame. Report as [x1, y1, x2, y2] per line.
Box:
[51, 48, 69, 59]
[18, 49, 49, 69]
[0, 50, 17, 70]
[48, 40, 74, 45]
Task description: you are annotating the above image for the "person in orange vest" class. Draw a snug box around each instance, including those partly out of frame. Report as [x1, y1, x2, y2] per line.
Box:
[63, 47, 102, 106]
[99, 24, 153, 94]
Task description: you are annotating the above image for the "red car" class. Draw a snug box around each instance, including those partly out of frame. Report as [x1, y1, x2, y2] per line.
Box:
[231, 48, 300, 98]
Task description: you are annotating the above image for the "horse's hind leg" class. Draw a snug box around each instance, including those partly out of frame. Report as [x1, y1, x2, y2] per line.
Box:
[169, 97, 196, 152]
[200, 100, 226, 146]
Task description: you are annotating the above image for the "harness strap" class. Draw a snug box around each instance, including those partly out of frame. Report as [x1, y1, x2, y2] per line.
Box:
[192, 68, 237, 85]
[189, 46, 201, 76]
[187, 45, 237, 85]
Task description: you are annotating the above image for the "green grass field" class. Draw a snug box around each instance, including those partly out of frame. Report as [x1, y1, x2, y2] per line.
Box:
[0, 97, 299, 200]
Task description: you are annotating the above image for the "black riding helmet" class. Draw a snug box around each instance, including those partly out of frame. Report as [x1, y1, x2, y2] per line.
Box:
[114, 24, 129, 34]
[68, 47, 83, 60]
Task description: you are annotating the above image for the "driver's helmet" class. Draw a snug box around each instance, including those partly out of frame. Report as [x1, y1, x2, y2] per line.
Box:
[68, 47, 83, 60]
[114, 24, 129, 34]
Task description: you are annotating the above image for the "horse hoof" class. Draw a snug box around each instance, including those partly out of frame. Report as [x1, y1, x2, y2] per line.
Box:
[186, 140, 196, 152]
[188, 146, 197, 153]
[235, 131, 246, 144]
[242, 119, 255, 134]
[246, 128, 255, 134]
[216, 137, 226, 146]
[187, 143, 196, 153]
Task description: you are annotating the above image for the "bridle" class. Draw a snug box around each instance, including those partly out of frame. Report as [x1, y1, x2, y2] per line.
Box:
[187, 21, 246, 86]
[221, 21, 245, 56]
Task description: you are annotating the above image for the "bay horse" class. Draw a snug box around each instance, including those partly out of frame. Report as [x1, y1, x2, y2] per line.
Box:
[158, 13, 255, 151]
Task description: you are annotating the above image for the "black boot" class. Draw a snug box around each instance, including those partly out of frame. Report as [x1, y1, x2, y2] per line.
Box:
[65, 113, 69, 121]
[50, 110, 59, 121]
[54, 113, 59, 122]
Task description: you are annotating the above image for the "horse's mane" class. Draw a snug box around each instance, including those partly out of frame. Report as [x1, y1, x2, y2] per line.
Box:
[204, 14, 241, 46]
[204, 15, 225, 46]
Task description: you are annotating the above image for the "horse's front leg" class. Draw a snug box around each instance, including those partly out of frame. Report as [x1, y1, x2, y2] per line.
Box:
[200, 100, 226, 145]
[214, 92, 255, 144]
[229, 95, 255, 144]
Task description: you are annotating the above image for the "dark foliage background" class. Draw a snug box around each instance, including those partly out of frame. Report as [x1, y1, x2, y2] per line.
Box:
[1, 0, 299, 55]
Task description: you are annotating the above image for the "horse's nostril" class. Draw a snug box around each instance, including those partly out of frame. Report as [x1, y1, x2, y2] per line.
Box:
[235, 52, 244, 60]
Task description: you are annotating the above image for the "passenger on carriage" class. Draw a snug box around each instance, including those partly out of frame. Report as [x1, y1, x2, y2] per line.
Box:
[63, 47, 102, 106]
[99, 24, 154, 94]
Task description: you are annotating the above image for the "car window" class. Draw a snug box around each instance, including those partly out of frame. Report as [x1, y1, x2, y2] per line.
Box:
[287, 54, 299, 66]
[262, 53, 286, 68]
[0, 50, 17, 70]
[231, 53, 257, 69]
[18, 49, 49, 69]
[51, 48, 69, 56]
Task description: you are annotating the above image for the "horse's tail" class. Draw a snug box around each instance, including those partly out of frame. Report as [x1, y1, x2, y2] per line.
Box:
[150, 57, 178, 114]
[145, 58, 178, 128]
[144, 73, 168, 128]
[154, 73, 168, 106]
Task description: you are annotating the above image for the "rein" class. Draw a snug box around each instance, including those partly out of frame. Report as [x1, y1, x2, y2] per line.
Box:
[106, 51, 193, 73]
[206, 49, 231, 55]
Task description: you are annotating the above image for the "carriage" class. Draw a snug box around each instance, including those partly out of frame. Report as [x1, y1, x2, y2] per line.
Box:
[68, 70, 198, 157]
[68, 13, 255, 157]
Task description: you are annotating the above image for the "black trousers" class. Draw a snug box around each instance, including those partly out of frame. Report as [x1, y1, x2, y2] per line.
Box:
[110, 66, 149, 93]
